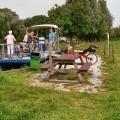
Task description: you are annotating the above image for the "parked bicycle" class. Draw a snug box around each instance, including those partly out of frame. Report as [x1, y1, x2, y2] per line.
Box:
[64, 44, 98, 65]
[14, 42, 36, 58]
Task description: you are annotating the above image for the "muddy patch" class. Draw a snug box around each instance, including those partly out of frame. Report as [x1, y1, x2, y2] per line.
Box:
[30, 55, 104, 93]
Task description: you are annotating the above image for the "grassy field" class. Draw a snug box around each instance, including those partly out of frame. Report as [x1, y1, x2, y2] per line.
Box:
[0, 41, 120, 120]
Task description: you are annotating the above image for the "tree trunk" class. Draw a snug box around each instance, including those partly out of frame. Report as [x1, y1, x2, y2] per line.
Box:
[70, 35, 73, 45]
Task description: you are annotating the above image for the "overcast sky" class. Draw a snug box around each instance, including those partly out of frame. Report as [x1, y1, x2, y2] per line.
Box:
[0, 0, 119, 27]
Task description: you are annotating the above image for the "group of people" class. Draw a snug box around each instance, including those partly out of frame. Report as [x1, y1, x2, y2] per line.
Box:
[23, 31, 39, 52]
[23, 31, 38, 43]
[4, 31, 35, 59]
[4, 28, 55, 59]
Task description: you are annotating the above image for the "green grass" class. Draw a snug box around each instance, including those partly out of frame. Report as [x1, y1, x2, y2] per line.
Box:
[0, 41, 120, 120]
[50, 72, 78, 80]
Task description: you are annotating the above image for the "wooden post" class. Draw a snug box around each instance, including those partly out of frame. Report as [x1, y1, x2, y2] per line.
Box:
[49, 45, 52, 64]
[97, 42, 100, 53]
[104, 45, 106, 56]
[77, 73, 83, 83]
[72, 41, 75, 51]
[106, 32, 110, 57]
[109, 44, 111, 58]
[112, 45, 115, 62]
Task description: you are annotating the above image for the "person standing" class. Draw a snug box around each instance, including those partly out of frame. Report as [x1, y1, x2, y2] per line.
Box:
[23, 31, 29, 43]
[49, 28, 55, 64]
[27, 31, 34, 52]
[4, 30, 16, 59]
[49, 28, 55, 46]
[27, 31, 40, 52]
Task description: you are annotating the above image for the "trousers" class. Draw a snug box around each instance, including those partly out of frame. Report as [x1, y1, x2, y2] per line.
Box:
[7, 44, 14, 55]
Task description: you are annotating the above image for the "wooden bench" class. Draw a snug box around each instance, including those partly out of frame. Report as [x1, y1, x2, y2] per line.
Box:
[41, 63, 52, 70]
[41, 62, 59, 70]
[79, 62, 92, 71]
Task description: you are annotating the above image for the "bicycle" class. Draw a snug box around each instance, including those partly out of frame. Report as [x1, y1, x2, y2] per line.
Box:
[64, 44, 98, 65]
[15, 42, 36, 58]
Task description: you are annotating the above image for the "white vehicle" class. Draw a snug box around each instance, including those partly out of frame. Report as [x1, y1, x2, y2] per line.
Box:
[59, 37, 67, 42]
[17, 24, 60, 58]
[28, 24, 59, 30]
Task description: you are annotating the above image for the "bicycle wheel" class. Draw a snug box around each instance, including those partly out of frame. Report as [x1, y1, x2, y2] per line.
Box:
[23, 44, 30, 53]
[31, 44, 36, 52]
[86, 53, 98, 65]
[17, 50, 23, 58]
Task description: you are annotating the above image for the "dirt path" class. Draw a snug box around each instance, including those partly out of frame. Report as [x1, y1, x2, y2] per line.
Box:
[31, 55, 104, 93]
[89, 56, 102, 86]
[74, 55, 103, 93]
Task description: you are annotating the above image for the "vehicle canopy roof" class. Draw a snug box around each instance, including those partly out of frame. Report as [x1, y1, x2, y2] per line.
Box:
[28, 24, 59, 30]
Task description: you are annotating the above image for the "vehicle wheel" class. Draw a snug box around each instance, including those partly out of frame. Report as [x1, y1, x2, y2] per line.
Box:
[86, 53, 98, 65]
[31, 44, 36, 52]
[17, 50, 23, 58]
[23, 45, 30, 53]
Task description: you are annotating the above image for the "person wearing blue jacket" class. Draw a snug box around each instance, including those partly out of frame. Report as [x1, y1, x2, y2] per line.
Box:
[48, 28, 55, 63]
[49, 28, 55, 46]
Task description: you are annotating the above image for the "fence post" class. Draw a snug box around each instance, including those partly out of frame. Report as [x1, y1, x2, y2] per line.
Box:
[97, 42, 100, 53]
[112, 45, 115, 62]
[106, 32, 110, 57]
[104, 45, 106, 56]
[109, 44, 111, 58]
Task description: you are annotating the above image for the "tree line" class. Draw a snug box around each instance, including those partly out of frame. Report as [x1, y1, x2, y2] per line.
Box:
[0, 0, 120, 43]
[48, 0, 113, 42]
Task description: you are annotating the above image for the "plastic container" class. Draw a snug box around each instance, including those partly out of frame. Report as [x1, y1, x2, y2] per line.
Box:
[30, 52, 40, 70]
[39, 37, 46, 51]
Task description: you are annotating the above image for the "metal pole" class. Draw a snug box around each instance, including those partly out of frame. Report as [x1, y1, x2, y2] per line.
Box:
[2, 44, 5, 59]
[57, 28, 60, 51]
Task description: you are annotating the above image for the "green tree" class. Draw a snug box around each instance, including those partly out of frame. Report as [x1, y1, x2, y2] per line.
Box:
[67, 0, 101, 41]
[65, 0, 73, 4]
[111, 26, 120, 40]
[24, 15, 49, 37]
[97, 0, 113, 38]
[48, 4, 72, 37]
[0, 8, 25, 42]
[24, 15, 48, 27]
[66, 0, 113, 41]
